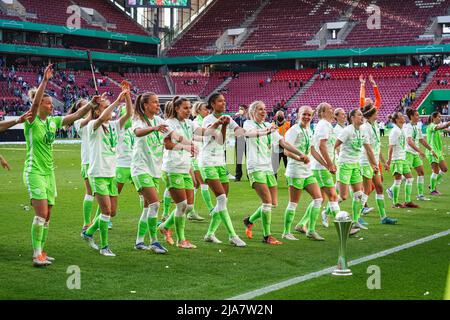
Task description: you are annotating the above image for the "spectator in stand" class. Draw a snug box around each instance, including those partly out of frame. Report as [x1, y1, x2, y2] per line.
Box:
[288, 80, 292, 89]
[379, 120, 386, 137]
[259, 79, 264, 88]
[442, 104, 449, 116]
[234, 105, 249, 182]
[294, 81, 298, 88]
[271, 110, 290, 179]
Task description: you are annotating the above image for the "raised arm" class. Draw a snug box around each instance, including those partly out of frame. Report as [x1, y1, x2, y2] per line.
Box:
[93, 90, 127, 131]
[369, 75, 381, 109]
[29, 64, 53, 124]
[0, 110, 32, 133]
[359, 74, 366, 108]
[62, 97, 96, 127]
[119, 91, 133, 129]
[435, 121, 450, 131]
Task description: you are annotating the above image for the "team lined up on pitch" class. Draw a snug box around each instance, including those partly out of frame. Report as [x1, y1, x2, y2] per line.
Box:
[1, 64, 448, 267]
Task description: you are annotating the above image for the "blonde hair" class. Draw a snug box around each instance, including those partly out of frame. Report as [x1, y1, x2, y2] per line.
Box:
[28, 88, 50, 101]
[192, 101, 207, 117]
[297, 105, 314, 119]
[248, 100, 265, 121]
[316, 102, 331, 119]
[334, 108, 345, 118]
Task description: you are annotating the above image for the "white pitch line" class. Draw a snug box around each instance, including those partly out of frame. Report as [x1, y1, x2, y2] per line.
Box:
[228, 229, 450, 300]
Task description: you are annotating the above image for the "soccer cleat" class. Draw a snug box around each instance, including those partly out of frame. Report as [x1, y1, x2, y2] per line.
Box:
[358, 217, 369, 226]
[229, 235, 246, 247]
[416, 195, 431, 201]
[204, 234, 223, 244]
[32, 254, 51, 267]
[349, 228, 360, 236]
[150, 241, 168, 254]
[403, 202, 419, 209]
[177, 240, 197, 249]
[386, 187, 393, 200]
[100, 246, 116, 257]
[282, 233, 299, 241]
[262, 235, 283, 245]
[243, 216, 254, 239]
[321, 210, 329, 228]
[158, 226, 175, 246]
[353, 221, 368, 230]
[294, 225, 307, 234]
[41, 251, 55, 262]
[392, 203, 405, 209]
[108, 220, 113, 230]
[134, 242, 150, 250]
[187, 212, 205, 221]
[430, 190, 440, 196]
[381, 217, 398, 225]
[81, 231, 99, 250]
[306, 231, 325, 241]
[361, 207, 374, 216]
[81, 223, 91, 232]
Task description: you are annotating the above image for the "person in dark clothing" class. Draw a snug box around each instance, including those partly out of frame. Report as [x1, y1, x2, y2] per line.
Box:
[234, 104, 248, 181]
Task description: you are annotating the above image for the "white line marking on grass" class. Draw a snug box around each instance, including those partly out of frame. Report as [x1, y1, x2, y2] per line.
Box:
[228, 229, 450, 300]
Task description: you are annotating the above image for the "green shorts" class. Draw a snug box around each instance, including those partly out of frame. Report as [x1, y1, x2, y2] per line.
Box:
[406, 152, 423, 169]
[200, 166, 229, 183]
[23, 172, 57, 206]
[191, 159, 200, 172]
[287, 175, 317, 190]
[132, 174, 160, 192]
[162, 172, 194, 190]
[116, 167, 132, 184]
[337, 163, 363, 185]
[89, 177, 118, 196]
[390, 160, 412, 175]
[249, 171, 278, 188]
[426, 152, 444, 164]
[313, 169, 335, 188]
[81, 164, 89, 180]
[361, 164, 379, 179]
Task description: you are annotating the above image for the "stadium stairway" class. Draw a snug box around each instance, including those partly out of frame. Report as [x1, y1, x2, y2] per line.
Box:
[413, 69, 438, 103]
[285, 73, 319, 109]
[205, 75, 233, 100]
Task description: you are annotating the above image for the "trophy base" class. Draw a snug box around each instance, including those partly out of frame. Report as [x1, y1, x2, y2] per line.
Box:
[332, 269, 352, 276]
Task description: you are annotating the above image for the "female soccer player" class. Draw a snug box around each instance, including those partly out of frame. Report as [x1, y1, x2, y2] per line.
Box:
[199, 93, 247, 246]
[282, 105, 327, 241]
[386, 112, 419, 208]
[158, 96, 221, 249]
[404, 108, 437, 200]
[81, 88, 132, 257]
[132, 92, 173, 253]
[425, 111, 450, 195]
[334, 109, 378, 230]
[186, 101, 215, 221]
[72, 99, 95, 231]
[307, 103, 341, 230]
[24, 64, 93, 267]
[242, 101, 308, 245]
[360, 105, 397, 225]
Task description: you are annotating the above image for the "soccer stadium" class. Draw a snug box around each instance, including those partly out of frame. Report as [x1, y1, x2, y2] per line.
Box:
[0, 0, 450, 305]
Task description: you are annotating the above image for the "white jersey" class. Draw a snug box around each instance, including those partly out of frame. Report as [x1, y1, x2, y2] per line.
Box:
[337, 124, 368, 164]
[74, 119, 90, 165]
[404, 123, 423, 155]
[131, 116, 171, 178]
[199, 114, 238, 167]
[87, 120, 120, 178]
[285, 124, 313, 178]
[162, 118, 199, 174]
[244, 120, 282, 174]
[116, 127, 134, 168]
[311, 119, 335, 170]
[389, 124, 407, 161]
[360, 121, 380, 166]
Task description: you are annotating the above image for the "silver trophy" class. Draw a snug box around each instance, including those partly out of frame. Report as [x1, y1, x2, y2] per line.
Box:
[332, 211, 353, 276]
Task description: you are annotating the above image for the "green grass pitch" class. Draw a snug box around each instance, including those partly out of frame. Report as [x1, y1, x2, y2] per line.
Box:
[0, 136, 449, 300]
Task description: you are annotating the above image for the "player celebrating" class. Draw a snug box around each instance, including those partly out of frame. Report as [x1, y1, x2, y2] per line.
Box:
[242, 101, 308, 245]
[81, 88, 132, 257]
[282, 105, 327, 241]
[404, 108, 437, 201]
[24, 64, 93, 267]
[360, 105, 397, 225]
[334, 109, 378, 230]
[386, 112, 419, 209]
[425, 111, 450, 195]
[200, 93, 247, 247]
